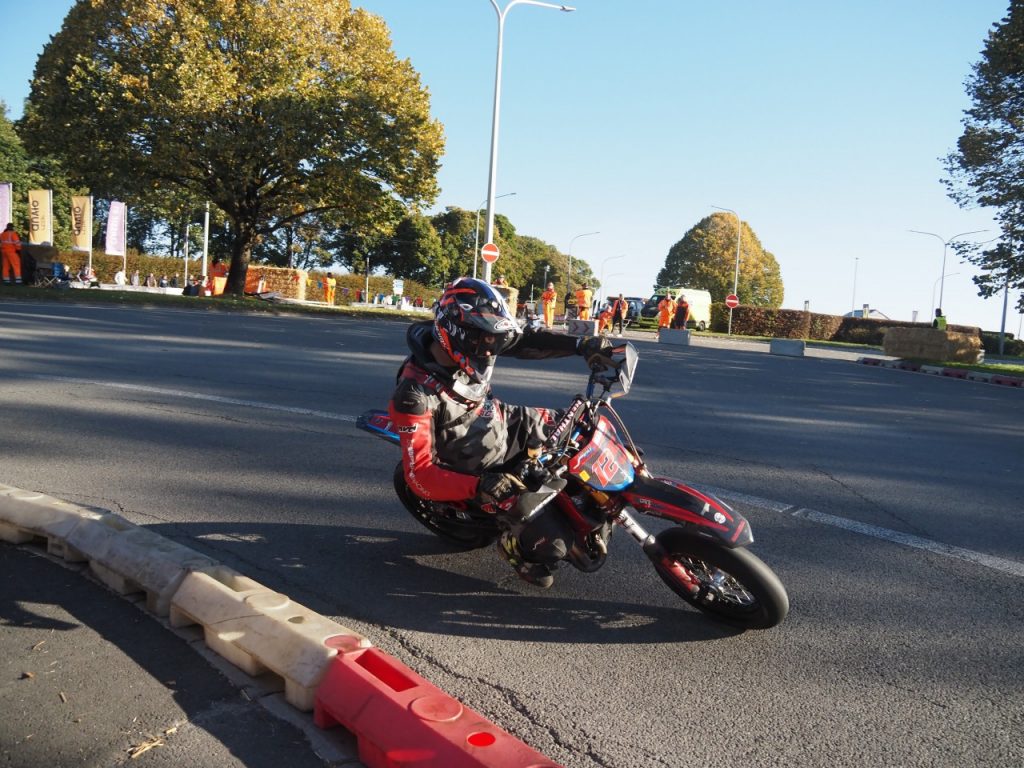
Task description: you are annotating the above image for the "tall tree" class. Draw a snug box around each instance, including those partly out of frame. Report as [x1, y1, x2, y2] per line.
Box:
[1, 104, 83, 250]
[656, 213, 784, 307]
[944, 1, 1024, 313]
[431, 207, 477, 280]
[372, 213, 445, 285]
[21, 0, 443, 295]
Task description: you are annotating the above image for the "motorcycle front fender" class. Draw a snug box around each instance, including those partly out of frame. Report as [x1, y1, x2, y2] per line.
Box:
[356, 409, 400, 445]
[621, 475, 753, 548]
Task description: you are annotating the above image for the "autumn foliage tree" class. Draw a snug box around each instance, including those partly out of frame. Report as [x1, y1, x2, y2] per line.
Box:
[656, 213, 784, 307]
[21, 0, 444, 295]
[944, 0, 1024, 313]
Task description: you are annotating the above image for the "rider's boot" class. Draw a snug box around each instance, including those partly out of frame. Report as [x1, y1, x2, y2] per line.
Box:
[498, 532, 555, 589]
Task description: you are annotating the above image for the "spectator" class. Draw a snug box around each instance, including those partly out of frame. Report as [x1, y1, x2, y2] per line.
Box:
[170, 273, 179, 288]
[671, 295, 690, 329]
[77, 264, 99, 287]
[159, 274, 169, 288]
[574, 283, 593, 320]
[324, 273, 336, 304]
[541, 282, 557, 327]
[1, 223, 23, 285]
[145, 272, 157, 287]
[114, 268, 127, 286]
[596, 301, 614, 335]
[130, 269, 140, 286]
[932, 308, 947, 331]
[657, 295, 675, 330]
[610, 293, 628, 337]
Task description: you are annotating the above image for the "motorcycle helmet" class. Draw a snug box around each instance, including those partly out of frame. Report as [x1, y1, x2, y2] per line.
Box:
[434, 277, 522, 385]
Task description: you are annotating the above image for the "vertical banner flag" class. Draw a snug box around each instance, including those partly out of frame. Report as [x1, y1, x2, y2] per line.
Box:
[28, 189, 53, 244]
[106, 200, 126, 256]
[71, 196, 93, 252]
[0, 183, 11, 228]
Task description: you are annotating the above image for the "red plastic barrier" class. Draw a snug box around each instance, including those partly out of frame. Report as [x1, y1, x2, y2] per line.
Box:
[992, 375, 1024, 387]
[859, 357, 883, 366]
[314, 645, 561, 768]
[941, 368, 968, 379]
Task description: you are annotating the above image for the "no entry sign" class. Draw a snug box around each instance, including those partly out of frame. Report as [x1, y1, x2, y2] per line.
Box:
[480, 242, 500, 264]
[725, 294, 739, 308]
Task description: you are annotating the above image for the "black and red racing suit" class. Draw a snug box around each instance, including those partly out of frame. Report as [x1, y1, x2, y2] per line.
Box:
[389, 321, 580, 502]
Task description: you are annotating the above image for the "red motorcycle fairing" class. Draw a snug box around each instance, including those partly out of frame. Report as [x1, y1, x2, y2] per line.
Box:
[621, 475, 754, 548]
[566, 414, 636, 491]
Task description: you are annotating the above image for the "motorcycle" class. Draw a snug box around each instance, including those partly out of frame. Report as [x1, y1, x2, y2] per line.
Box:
[357, 343, 789, 630]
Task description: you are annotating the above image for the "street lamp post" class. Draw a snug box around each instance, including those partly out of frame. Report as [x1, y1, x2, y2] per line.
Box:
[598, 254, 625, 305]
[473, 191, 516, 279]
[483, 0, 575, 283]
[909, 229, 987, 315]
[931, 272, 960, 316]
[712, 205, 742, 334]
[851, 257, 859, 312]
[565, 230, 599, 317]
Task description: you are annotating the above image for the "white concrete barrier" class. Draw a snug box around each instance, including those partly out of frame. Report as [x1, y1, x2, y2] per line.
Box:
[659, 328, 691, 346]
[169, 566, 372, 711]
[770, 338, 806, 357]
[566, 318, 598, 336]
[0, 484, 107, 559]
[64, 513, 217, 615]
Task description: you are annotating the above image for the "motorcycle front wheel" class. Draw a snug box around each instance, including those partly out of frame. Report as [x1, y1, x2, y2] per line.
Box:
[652, 528, 789, 630]
[392, 463, 499, 550]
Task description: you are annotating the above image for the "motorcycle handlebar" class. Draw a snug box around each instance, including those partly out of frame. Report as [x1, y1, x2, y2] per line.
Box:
[544, 396, 586, 451]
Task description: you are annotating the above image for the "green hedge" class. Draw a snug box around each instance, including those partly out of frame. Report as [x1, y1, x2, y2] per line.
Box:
[981, 331, 1024, 356]
[710, 304, 982, 345]
[36, 247, 441, 305]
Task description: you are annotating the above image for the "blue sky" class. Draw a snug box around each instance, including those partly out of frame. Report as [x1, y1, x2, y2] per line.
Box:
[2, 0, 1018, 333]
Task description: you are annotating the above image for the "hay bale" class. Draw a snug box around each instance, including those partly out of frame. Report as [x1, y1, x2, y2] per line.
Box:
[883, 327, 983, 363]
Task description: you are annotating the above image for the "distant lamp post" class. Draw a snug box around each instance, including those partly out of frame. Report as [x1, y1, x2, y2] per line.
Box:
[931, 272, 960, 316]
[851, 257, 859, 312]
[712, 205, 742, 334]
[909, 229, 987, 314]
[473, 191, 516, 279]
[483, 0, 575, 283]
[598, 254, 625, 305]
[565, 230, 599, 317]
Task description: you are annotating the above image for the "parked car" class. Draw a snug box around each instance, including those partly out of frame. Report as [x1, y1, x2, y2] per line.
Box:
[641, 287, 713, 331]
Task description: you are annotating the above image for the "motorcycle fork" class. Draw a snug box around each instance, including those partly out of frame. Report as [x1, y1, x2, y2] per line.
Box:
[614, 506, 701, 595]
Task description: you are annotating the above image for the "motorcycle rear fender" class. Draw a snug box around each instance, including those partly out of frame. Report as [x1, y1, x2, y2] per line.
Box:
[621, 475, 753, 548]
[356, 409, 400, 445]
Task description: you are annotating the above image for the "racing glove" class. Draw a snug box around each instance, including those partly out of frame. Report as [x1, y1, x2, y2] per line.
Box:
[475, 472, 526, 509]
[578, 335, 618, 367]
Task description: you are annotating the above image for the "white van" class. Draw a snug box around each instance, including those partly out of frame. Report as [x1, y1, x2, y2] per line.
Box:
[643, 287, 713, 330]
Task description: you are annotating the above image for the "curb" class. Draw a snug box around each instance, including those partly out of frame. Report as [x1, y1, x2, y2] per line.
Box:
[0, 483, 563, 768]
[855, 357, 1024, 389]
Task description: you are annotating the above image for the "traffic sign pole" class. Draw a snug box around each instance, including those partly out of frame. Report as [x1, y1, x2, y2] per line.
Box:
[480, 242, 500, 267]
[725, 294, 739, 335]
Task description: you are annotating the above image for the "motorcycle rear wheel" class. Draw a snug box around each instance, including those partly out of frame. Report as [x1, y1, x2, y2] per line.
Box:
[392, 463, 499, 550]
[652, 528, 789, 629]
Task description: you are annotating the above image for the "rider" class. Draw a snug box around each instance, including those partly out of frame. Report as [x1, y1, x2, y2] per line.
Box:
[389, 277, 615, 588]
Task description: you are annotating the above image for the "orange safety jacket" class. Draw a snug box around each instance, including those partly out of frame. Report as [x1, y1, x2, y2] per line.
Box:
[0, 229, 21, 255]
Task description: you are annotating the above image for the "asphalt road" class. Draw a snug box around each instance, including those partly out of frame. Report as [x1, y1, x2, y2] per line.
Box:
[1, 299, 1022, 768]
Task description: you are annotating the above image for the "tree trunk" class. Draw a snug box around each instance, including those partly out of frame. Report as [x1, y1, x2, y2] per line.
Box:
[226, 219, 253, 296]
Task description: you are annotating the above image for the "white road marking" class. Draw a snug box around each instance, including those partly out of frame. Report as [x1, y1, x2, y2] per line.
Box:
[683, 483, 1024, 578]
[788, 507, 1024, 578]
[29, 374, 1024, 578]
